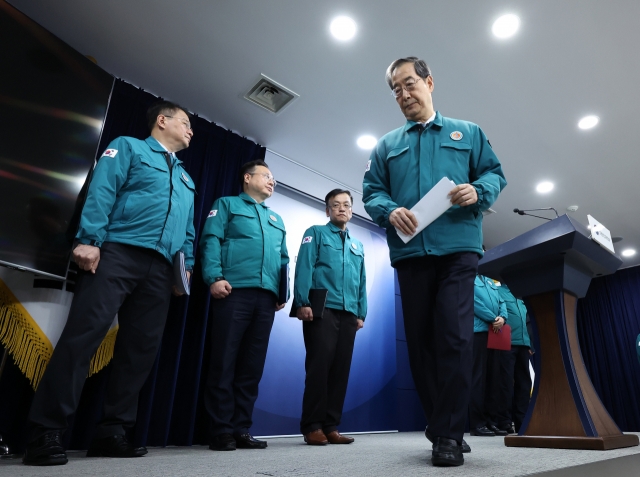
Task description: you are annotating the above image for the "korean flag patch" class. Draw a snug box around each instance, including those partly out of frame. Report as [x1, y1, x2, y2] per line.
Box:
[208, 210, 218, 218]
[302, 236, 313, 244]
[365, 159, 371, 172]
[102, 149, 118, 158]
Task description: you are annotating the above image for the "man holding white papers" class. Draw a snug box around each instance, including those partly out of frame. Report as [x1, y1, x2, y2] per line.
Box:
[362, 57, 506, 467]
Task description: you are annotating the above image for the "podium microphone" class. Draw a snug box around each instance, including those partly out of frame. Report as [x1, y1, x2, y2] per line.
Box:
[513, 207, 558, 221]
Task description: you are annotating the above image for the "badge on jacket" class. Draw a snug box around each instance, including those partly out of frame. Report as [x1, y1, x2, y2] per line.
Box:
[450, 131, 463, 141]
[302, 236, 313, 244]
[102, 149, 118, 158]
[208, 210, 217, 218]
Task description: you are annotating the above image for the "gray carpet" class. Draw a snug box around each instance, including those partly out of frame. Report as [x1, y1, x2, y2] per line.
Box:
[2, 432, 640, 476]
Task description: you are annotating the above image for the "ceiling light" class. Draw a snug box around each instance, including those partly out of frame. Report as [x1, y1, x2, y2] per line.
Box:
[330, 16, 357, 41]
[357, 135, 377, 150]
[492, 14, 520, 38]
[536, 181, 554, 193]
[621, 249, 636, 257]
[578, 115, 599, 130]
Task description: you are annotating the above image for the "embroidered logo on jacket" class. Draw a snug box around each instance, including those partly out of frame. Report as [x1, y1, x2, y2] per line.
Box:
[102, 149, 118, 158]
[450, 131, 463, 141]
[270, 215, 277, 222]
[302, 236, 313, 244]
[181, 172, 189, 182]
[365, 160, 371, 172]
[208, 210, 217, 218]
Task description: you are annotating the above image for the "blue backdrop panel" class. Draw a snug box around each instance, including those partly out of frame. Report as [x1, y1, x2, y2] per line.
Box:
[251, 186, 396, 435]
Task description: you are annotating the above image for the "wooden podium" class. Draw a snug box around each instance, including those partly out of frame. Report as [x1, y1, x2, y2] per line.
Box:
[478, 215, 639, 450]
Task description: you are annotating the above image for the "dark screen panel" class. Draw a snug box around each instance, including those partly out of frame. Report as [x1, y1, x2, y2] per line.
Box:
[0, 1, 114, 279]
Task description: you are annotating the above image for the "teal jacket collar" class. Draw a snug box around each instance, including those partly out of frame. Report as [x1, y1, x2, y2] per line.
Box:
[403, 110, 444, 133]
[239, 191, 269, 208]
[326, 221, 349, 237]
[145, 136, 183, 163]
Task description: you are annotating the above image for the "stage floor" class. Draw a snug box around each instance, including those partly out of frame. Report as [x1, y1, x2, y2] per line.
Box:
[2, 431, 640, 476]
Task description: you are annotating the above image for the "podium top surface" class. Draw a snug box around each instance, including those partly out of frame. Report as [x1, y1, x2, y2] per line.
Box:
[478, 215, 622, 296]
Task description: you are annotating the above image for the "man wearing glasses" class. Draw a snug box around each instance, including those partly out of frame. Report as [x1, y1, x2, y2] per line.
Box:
[363, 57, 506, 467]
[200, 160, 289, 451]
[292, 189, 366, 446]
[24, 101, 196, 465]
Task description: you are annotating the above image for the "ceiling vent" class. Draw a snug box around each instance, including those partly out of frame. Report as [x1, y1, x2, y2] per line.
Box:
[244, 74, 299, 114]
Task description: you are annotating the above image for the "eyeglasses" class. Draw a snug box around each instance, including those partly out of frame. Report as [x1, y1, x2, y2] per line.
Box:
[391, 76, 428, 98]
[164, 115, 193, 131]
[329, 203, 352, 210]
[249, 172, 277, 187]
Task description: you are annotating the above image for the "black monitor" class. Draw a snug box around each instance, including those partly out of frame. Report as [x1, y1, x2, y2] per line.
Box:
[0, 1, 114, 279]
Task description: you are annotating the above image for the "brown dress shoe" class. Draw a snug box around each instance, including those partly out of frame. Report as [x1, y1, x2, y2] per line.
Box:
[326, 430, 354, 444]
[304, 429, 328, 446]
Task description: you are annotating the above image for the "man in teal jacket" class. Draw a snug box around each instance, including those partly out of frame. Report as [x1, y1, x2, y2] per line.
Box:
[293, 189, 366, 446]
[24, 101, 196, 466]
[200, 160, 289, 452]
[470, 275, 507, 437]
[495, 283, 532, 433]
[362, 57, 506, 467]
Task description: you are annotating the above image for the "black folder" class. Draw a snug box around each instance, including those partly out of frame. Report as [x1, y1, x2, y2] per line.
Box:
[278, 264, 289, 305]
[289, 289, 328, 319]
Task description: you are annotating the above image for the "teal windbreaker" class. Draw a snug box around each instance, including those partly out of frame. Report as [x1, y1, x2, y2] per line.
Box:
[474, 275, 507, 333]
[76, 136, 196, 268]
[199, 192, 289, 297]
[362, 112, 506, 265]
[293, 222, 367, 320]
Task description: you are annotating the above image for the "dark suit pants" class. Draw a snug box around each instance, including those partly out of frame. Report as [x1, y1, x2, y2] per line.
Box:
[204, 288, 276, 437]
[396, 252, 478, 444]
[300, 308, 358, 435]
[494, 345, 532, 432]
[469, 331, 490, 429]
[27, 242, 174, 441]
[484, 347, 507, 427]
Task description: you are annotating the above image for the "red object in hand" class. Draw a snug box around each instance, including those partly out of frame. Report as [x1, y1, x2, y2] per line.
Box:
[487, 324, 511, 350]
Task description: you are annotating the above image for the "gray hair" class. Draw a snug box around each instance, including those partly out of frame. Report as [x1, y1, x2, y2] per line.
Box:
[385, 57, 431, 89]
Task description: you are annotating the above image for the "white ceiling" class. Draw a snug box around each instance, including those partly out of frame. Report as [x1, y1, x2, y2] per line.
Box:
[10, 0, 640, 268]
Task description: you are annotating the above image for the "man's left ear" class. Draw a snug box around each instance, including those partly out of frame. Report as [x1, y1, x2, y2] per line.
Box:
[325, 208, 330, 218]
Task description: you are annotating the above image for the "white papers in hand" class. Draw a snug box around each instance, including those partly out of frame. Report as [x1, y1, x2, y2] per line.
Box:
[395, 177, 456, 244]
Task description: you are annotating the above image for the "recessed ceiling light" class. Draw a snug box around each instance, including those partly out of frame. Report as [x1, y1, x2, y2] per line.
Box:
[492, 14, 520, 38]
[578, 115, 599, 130]
[622, 249, 636, 257]
[357, 135, 377, 150]
[536, 181, 554, 193]
[330, 16, 357, 41]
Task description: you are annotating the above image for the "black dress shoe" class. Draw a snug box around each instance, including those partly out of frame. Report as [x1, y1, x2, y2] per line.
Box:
[23, 431, 68, 466]
[209, 433, 236, 451]
[488, 424, 508, 436]
[500, 425, 516, 434]
[470, 426, 496, 436]
[86, 435, 147, 457]
[432, 437, 464, 467]
[425, 426, 471, 453]
[234, 433, 267, 449]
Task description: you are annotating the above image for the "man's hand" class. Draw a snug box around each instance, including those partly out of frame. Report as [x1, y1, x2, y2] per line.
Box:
[297, 306, 314, 321]
[172, 271, 191, 296]
[275, 302, 286, 311]
[356, 319, 364, 331]
[210, 280, 232, 299]
[449, 184, 478, 207]
[73, 244, 101, 273]
[492, 316, 505, 333]
[389, 207, 418, 235]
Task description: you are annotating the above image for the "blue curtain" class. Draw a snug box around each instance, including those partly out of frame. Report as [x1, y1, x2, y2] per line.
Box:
[0, 78, 266, 450]
[576, 265, 640, 432]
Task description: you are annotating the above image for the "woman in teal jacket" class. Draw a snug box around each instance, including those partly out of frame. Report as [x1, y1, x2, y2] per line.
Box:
[470, 275, 507, 436]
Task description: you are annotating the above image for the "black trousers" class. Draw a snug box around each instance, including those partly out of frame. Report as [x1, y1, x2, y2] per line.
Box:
[27, 242, 174, 441]
[484, 347, 507, 426]
[469, 332, 489, 429]
[494, 345, 532, 432]
[396, 252, 478, 444]
[204, 288, 276, 437]
[300, 308, 358, 435]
